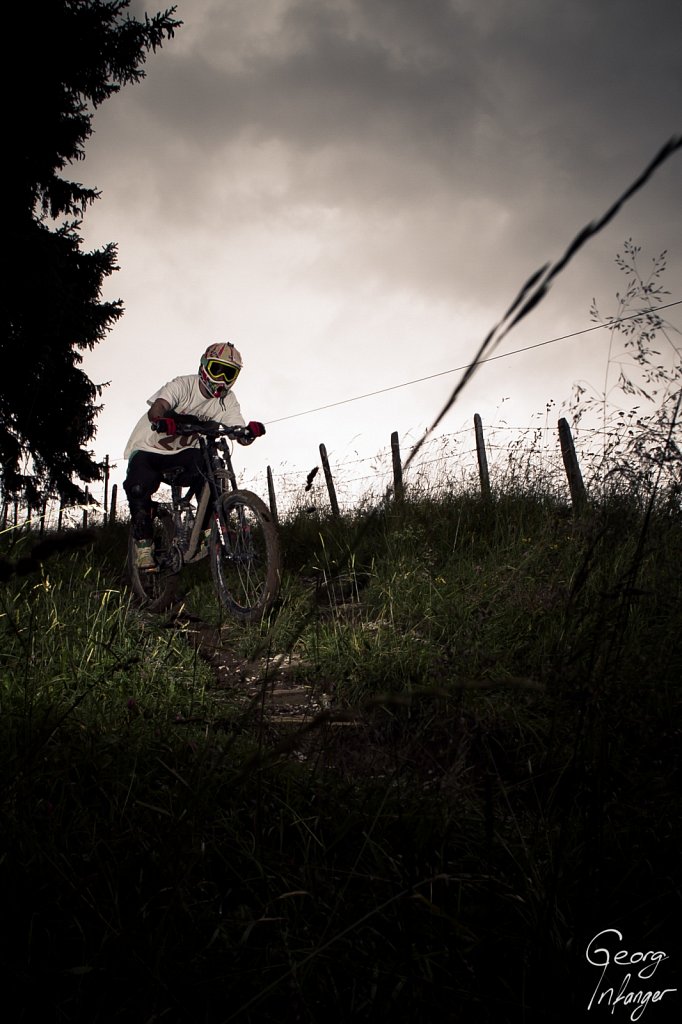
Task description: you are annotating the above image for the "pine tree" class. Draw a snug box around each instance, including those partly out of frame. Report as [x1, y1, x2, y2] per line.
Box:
[2, 0, 181, 507]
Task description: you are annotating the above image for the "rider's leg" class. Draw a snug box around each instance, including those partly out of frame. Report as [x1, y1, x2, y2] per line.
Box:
[124, 453, 162, 540]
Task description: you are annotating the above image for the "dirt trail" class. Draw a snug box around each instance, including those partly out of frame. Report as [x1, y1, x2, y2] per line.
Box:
[170, 613, 333, 725]
[162, 608, 468, 782]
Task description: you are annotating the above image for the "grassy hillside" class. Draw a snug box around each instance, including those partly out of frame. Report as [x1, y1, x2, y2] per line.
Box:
[1, 481, 680, 1023]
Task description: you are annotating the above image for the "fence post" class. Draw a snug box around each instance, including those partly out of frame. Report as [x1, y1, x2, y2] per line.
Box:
[103, 455, 110, 525]
[39, 496, 47, 537]
[474, 414, 491, 500]
[109, 484, 117, 524]
[558, 417, 587, 513]
[83, 487, 89, 529]
[319, 443, 340, 518]
[266, 466, 278, 524]
[58, 501, 64, 532]
[391, 431, 404, 503]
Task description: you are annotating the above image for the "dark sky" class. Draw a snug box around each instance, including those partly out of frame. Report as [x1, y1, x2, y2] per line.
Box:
[81, 0, 682, 501]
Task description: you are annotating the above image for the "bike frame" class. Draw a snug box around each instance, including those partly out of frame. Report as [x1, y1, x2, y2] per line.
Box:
[157, 427, 241, 567]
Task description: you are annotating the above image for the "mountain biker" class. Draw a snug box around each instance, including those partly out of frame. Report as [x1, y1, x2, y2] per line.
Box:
[123, 342, 265, 571]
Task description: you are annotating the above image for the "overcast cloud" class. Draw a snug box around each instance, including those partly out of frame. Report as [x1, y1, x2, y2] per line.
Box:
[79, 0, 682, 506]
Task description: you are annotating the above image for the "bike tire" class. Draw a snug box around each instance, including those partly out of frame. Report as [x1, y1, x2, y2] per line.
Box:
[210, 489, 281, 622]
[128, 507, 179, 612]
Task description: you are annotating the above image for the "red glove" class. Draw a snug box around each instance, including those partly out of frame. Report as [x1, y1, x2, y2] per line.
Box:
[152, 417, 177, 435]
[247, 421, 266, 438]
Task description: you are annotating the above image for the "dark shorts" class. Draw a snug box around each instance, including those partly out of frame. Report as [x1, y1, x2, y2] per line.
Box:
[124, 448, 206, 538]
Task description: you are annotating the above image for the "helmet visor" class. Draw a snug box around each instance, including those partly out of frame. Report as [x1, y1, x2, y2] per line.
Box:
[205, 359, 241, 385]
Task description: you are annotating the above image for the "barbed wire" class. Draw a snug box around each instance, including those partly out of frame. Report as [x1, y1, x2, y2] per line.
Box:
[4, 392, 679, 530]
[266, 300, 681, 425]
[89, 302, 681, 474]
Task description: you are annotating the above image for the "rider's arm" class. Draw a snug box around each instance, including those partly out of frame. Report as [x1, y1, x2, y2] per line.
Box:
[148, 398, 172, 422]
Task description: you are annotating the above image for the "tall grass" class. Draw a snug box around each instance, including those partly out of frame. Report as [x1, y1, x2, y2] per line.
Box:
[1, 464, 680, 1022]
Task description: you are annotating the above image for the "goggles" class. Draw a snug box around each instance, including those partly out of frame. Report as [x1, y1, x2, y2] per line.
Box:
[205, 358, 241, 385]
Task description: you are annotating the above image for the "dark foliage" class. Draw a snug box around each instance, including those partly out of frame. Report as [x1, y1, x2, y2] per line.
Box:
[2, 0, 181, 506]
[0, 530, 95, 582]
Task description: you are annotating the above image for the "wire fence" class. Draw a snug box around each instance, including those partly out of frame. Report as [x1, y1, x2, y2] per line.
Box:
[251, 423, 573, 518]
[6, 409, 676, 542]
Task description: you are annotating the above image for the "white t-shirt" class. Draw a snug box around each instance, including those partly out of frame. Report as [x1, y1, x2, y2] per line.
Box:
[124, 375, 246, 459]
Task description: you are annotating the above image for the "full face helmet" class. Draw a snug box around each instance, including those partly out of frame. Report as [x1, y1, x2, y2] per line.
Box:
[199, 342, 243, 399]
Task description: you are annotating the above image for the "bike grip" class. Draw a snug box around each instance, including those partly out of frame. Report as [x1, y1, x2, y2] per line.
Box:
[150, 416, 177, 435]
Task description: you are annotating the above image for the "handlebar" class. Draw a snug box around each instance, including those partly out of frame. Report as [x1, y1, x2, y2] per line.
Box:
[150, 420, 254, 441]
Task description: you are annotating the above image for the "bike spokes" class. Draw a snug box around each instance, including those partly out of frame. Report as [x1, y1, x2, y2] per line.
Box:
[210, 491, 280, 621]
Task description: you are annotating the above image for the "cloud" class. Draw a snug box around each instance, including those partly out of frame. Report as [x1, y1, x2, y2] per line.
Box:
[80, 0, 681, 500]
[95, 0, 681, 288]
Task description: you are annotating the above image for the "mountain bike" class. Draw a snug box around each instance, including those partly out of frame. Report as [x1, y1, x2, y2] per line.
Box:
[127, 421, 281, 621]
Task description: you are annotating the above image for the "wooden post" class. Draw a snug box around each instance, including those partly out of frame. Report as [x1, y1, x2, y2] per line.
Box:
[558, 417, 587, 512]
[39, 496, 47, 537]
[391, 431, 404, 503]
[58, 501, 64, 532]
[103, 455, 110, 525]
[319, 443, 340, 518]
[474, 414, 491, 500]
[109, 484, 117, 524]
[266, 466, 278, 524]
[83, 487, 89, 529]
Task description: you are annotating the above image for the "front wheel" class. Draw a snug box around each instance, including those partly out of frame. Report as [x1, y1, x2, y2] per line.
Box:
[210, 490, 281, 622]
[128, 507, 179, 612]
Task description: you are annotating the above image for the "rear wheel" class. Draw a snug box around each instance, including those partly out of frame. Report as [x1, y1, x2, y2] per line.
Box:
[210, 490, 281, 621]
[128, 507, 179, 612]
